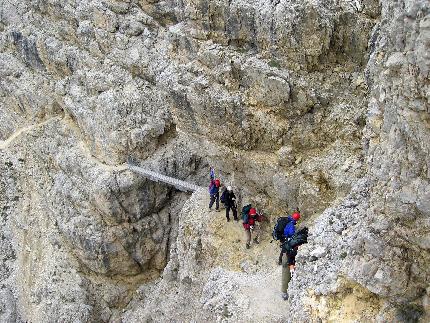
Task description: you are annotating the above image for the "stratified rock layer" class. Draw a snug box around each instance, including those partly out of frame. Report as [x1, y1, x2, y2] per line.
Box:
[0, 0, 429, 322]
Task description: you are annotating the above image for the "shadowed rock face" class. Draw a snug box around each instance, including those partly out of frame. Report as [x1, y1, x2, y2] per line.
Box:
[10, 31, 46, 71]
[0, 0, 429, 322]
[288, 2, 430, 321]
[0, 119, 188, 321]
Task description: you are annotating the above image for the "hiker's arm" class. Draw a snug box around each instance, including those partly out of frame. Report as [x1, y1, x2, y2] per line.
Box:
[257, 213, 267, 222]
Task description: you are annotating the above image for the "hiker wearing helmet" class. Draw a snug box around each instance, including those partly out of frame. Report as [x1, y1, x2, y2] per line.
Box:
[222, 186, 238, 222]
[242, 206, 263, 249]
[278, 211, 301, 265]
[280, 212, 301, 301]
[208, 178, 221, 212]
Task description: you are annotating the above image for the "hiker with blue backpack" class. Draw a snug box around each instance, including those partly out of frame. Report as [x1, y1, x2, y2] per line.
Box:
[272, 212, 309, 300]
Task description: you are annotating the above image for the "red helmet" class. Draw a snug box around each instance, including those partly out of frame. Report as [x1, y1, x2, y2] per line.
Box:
[215, 179, 220, 187]
[249, 208, 257, 216]
[292, 212, 300, 221]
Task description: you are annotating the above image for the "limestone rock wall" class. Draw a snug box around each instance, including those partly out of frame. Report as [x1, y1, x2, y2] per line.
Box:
[0, 0, 429, 322]
[0, 115, 198, 321]
[166, 0, 378, 216]
[289, 1, 430, 321]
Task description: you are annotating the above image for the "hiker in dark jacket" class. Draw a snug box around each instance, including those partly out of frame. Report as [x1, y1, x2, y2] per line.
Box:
[280, 226, 308, 301]
[280, 212, 301, 301]
[209, 178, 221, 211]
[222, 186, 238, 222]
[278, 212, 300, 265]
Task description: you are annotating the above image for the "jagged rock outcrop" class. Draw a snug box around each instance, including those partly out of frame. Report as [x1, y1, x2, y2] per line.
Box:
[0, 116, 200, 321]
[289, 1, 430, 321]
[0, 0, 429, 322]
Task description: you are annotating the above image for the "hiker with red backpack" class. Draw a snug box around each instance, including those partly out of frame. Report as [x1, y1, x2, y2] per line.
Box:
[242, 205, 265, 249]
[209, 178, 221, 212]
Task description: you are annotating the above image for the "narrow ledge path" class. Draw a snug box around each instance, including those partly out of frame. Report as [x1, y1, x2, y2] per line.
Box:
[0, 116, 62, 150]
[0, 115, 203, 193]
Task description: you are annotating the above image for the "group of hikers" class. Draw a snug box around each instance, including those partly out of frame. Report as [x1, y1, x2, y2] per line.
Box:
[208, 167, 309, 300]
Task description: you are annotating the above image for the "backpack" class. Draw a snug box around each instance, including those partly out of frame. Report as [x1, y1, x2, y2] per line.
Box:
[272, 217, 291, 241]
[282, 227, 309, 253]
[215, 179, 220, 187]
[242, 204, 252, 223]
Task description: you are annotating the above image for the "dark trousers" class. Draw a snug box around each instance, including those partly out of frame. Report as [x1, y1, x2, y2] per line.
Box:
[209, 193, 219, 210]
[279, 249, 297, 265]
[226, 205, 238, 221]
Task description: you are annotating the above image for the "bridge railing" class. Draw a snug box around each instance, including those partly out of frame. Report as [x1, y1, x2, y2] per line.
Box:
[127, 158, 204, 193]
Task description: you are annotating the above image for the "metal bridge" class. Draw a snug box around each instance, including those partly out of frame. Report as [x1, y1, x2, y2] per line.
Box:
[127, 160, 204, 192]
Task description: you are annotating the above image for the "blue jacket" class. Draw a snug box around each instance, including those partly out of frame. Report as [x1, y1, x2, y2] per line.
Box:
[283, 216, 297, 238]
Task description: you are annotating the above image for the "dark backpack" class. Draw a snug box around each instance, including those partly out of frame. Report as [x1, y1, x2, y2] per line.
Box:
[272, 217, 291, 241]
[242, 204, 252, 223]
[281, 227, 309, 253]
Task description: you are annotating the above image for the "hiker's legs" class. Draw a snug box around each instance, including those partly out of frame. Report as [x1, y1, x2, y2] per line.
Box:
[215, 192, 219, 210]
[232, 207, 238, 221]
[209, 194, 215, 209]
[225, 206, 230, 221]
[281, 253, 291, 294]
[245, 229, 251, 248]
[288, 252, 296, 269]
[287, 247, 297, 266]
[278, 249, 283, 265]
[253, 223, 261, 243]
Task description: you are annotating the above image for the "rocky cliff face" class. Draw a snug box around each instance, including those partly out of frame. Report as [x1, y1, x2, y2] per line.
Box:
[0, 0, 429, 322]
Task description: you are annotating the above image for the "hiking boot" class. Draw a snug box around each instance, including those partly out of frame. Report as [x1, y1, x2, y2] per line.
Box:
[246, 243, 250, 249]
[209, 208, 212, 212]
[278, 259, 282, 266]
[253, 238, 259, 244]
[282, 292, 289, 301]
[234, 217, 239, 222]
[227, 218, 230, 222]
